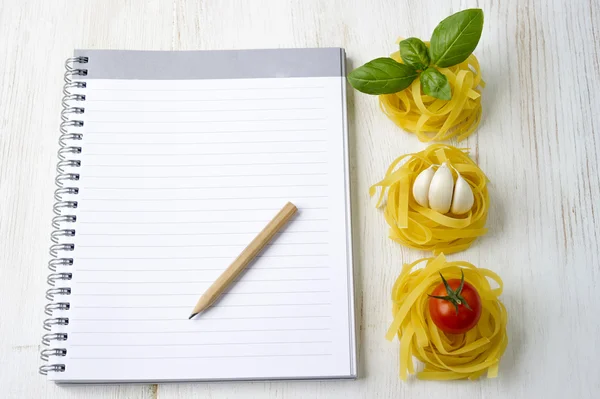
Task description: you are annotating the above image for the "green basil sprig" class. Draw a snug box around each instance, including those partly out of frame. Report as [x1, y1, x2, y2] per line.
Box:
[420, 67, 451, 100]
[347, 9, 484, 101]
[347, 58, 418, 95]
[429, 9, 484, 67]
[399, 37, 430, 70]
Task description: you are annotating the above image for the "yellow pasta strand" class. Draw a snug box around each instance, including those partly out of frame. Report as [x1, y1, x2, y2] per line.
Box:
[379, 45, 484, 142]
[371, 144, 489, 255]
[388, 254, 508, 380]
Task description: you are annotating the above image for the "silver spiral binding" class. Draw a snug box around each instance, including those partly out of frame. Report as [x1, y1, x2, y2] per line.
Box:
[54, 187, 79, 201]
[47, 272, 73, 286]
[42, 333, 68, 346]
[39, 365, 66, 375]
[43, 317, 70, 331]
[40, 56, 87, 376]
[53, 201, 78, 216]
[48, 258, 73, 272]
[49, 244, 75, 257]
[51, 216, 77, 231]
[41, 348, 68, 361]
[45, 302, 70, 316]
[46, 288, 71, 301]
[50, 229, 76, 244]
[56, 160, 81, 175]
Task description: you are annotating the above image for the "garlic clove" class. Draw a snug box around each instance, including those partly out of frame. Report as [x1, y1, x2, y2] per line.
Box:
[412, 166, 435, 208]
[428, 162, 455, 214]
[451, 174, 475, 215]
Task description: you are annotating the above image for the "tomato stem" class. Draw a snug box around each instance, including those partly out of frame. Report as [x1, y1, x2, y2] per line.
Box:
[428, 270, 472, 315]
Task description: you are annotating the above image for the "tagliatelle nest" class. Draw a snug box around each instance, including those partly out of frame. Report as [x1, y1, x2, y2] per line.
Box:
[379, 45, 484, 142]
[370, 144, 489, 254]
[386, 254, 508, 380]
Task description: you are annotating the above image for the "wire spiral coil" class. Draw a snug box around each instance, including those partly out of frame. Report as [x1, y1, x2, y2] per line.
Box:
[40, 56, 88, 376]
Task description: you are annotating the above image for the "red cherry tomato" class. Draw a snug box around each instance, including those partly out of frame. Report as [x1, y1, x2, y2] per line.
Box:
[428, 272, 482, 334]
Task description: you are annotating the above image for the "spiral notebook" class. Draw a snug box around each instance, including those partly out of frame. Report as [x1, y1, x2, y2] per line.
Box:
[41, 48, 356, 383]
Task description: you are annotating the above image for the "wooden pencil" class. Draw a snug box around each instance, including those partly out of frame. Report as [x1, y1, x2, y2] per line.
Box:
[189, 202, 298, 319]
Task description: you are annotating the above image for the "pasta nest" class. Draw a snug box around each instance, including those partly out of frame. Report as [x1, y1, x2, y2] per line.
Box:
[370, 144, 489, 255]
[387, 254, 508, 380]
[379, 45, 484, 142]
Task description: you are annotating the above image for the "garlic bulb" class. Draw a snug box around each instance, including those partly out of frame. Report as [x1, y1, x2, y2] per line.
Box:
[411, 162, 475, 215]
[412, 166, 435, 208]
[451, 174, 475, 215]
[428, 163, 455, 214]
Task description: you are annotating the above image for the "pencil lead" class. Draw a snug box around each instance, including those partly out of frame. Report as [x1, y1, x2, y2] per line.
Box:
[188, 313, 198, 320]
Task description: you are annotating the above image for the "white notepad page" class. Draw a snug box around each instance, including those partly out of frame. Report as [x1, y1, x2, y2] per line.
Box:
[49, 50, 355, 382]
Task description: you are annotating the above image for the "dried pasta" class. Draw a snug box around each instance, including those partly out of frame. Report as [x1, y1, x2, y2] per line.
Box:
[379, 45, 484, 142]
[370, 144, 489, 255]
[387, 254, 508, 380]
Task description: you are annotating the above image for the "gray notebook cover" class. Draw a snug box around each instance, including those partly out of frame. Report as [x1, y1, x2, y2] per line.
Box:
[74, 48, 346, 80]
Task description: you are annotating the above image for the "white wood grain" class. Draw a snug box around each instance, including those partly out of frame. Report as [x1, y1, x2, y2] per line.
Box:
[1, 0, 598, 398]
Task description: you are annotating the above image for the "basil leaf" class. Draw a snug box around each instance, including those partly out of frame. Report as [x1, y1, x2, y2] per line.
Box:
[399, 37, 430, 70]
[347, 58, 418, 95]
[420, 67, 451, 100]
[429, 8, 484, 68]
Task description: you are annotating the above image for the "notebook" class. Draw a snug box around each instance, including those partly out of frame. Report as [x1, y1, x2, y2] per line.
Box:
[40, 48, 356, 383]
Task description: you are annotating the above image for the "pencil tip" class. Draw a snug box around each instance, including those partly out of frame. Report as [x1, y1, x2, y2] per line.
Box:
[188, 313, 198, 320]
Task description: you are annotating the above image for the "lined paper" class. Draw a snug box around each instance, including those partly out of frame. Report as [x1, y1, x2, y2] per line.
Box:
[51, 77, 354, 382]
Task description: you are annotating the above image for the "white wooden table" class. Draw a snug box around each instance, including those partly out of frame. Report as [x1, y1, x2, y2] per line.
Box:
[1, 0, 599, 398]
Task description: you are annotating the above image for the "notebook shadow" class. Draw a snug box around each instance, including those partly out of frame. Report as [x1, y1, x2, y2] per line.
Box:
[344, 56, 366, 379]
